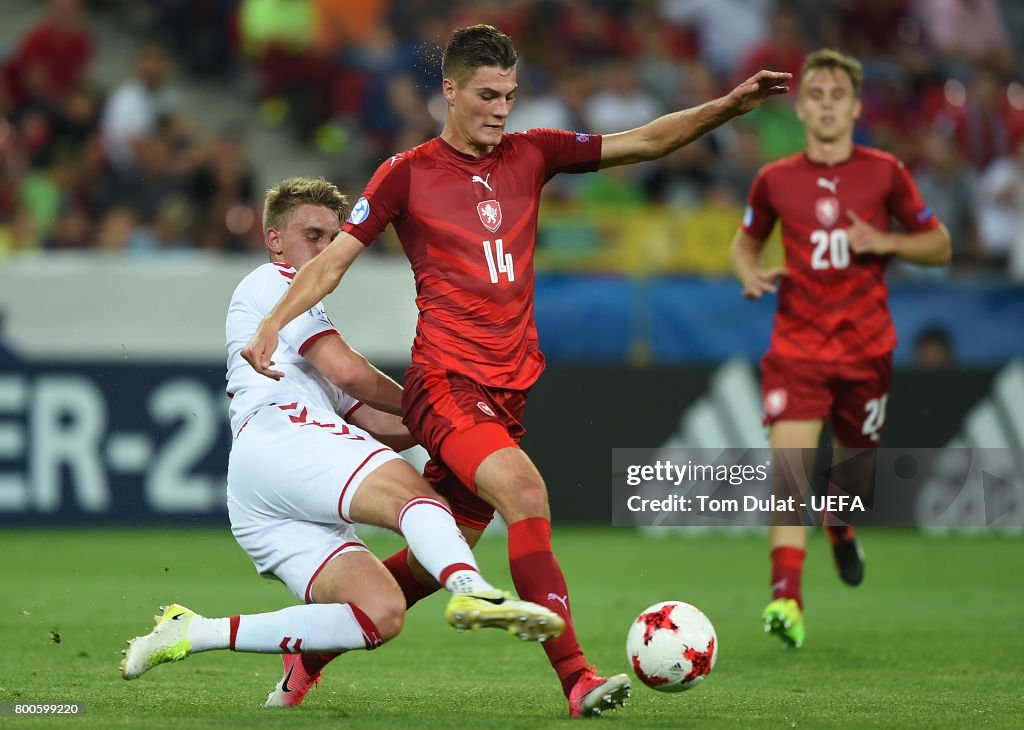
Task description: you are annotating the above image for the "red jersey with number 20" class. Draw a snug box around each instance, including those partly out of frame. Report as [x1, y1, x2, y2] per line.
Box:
[343, 130, 602, 390]
[743, 146, 940, 362]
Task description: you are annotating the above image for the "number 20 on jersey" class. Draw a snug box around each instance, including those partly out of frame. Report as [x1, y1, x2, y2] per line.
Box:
[810, 229, 850, 270]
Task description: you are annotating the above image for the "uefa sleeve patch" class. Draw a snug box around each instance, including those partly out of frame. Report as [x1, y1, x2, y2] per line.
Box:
[743, 206, 753, 228]
[348, 196, 370, 225]
[575, 132, 591, 143]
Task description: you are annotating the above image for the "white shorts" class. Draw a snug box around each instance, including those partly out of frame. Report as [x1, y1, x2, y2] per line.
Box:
[226, 403, 402, 603]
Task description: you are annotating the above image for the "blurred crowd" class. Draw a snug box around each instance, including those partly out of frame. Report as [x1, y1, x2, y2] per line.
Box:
[3, 0, 1024, 279]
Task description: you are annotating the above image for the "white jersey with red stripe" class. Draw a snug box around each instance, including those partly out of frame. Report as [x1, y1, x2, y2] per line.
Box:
[225, 262, 359, 435]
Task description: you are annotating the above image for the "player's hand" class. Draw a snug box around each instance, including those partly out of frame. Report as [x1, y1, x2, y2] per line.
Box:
[741, 266, 788, 299]
[241, 320, 285, 380]
[846, 210, 896, 256]
[725, 70, 792, 115]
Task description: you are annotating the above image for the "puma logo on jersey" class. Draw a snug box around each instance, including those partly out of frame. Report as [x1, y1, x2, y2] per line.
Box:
[471, 173, 493, 192]
[546, 593, 569, 611]
[816, 176, 839, 194]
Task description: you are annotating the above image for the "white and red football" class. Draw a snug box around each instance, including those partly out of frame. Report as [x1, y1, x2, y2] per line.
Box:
[626, 600, 718, 693]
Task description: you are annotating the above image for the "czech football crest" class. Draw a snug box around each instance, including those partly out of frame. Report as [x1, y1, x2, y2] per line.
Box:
[477, 200, 502, 233]
[815, 196, 840, 228]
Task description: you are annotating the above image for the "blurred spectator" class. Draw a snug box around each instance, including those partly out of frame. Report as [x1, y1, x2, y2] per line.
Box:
[583, 61, 664, 134]
[644, 138, 721, 208]
[735, 5, 807, 89]
[839, 0, 914, 60]
[912, 130, 978, 265]
[658, 0, 773, 77]
[240, 0, 335, 140]
[188, 128, 260, 251]
[626, 4, 700, 108]
[913, 0, 1014, 77]
[913, 325, 956, 368]
[975, 136, 1024, 271]
[95, 117, 195, 247]
[1, 0, 94, 111]
[713, 125, 765, 203]
[45, 200, 92, 250]
[558, 0, 622, 64]
[505, 76, 576, 134]
[0, 0, 1019, 275]
[858, 73, 928, 163]
[101, 44, 182, 172]
[577, 166, 647, 208]
[932, 64, 1024, 171]
[743, 94, 805, 161]
[122, 198, 195, 254]
[144, 0, 240, 78]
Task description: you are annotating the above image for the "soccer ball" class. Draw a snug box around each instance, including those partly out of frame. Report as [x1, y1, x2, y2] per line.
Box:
[626, 600, 718, 692]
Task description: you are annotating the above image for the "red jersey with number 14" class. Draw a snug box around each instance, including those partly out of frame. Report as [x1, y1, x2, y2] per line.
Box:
[742, 146, 940, 362]
[343, 130, 602, 390]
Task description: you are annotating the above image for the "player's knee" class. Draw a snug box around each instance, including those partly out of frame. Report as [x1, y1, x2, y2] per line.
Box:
[361, 595, 405, 644]
[375, 605, 405, 643]
[500, 479, 549, 520]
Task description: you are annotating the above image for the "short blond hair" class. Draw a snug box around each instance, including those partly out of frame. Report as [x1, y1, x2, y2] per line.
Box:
[263, 176, 348, 233]
[801, 49, 864, 97]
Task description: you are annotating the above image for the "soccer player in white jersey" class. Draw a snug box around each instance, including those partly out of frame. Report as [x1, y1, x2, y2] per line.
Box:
[120, 177, 563, 708]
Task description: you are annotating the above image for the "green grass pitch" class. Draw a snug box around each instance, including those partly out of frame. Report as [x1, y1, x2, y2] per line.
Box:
[1, 527, 1021, 728]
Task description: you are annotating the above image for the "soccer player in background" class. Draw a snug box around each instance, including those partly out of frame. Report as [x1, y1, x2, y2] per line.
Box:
[243, 25, 790, 717]
[729, 49, 951, 648]
[120, 177, 563, 701]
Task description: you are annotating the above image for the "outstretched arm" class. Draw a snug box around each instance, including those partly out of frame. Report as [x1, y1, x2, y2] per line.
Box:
[600, 70, 791, 168]
[731, 229, 787, 299]
[242, 232, 366, 379]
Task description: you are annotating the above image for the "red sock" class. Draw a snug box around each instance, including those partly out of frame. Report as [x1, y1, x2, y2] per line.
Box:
[298, 651, 335, 679]
[770, 546, 805, 610]
[824, 523, 856, 546]
[508, 517, 588, 697]
[383, 547, 441, 609]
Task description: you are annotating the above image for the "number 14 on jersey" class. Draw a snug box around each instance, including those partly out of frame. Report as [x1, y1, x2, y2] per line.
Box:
[482, 239, 515, 283]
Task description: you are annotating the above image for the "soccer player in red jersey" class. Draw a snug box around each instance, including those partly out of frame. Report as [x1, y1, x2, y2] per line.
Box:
[729, 49, 951, 648]
[243, 25, 790, 717]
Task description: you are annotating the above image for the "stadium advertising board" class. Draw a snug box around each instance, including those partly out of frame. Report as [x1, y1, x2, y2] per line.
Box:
[1, 361, 1020, 527]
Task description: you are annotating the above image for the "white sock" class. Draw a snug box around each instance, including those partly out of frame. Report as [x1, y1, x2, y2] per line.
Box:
[185, 617, 229, 653]
[230, 603, 382, 653]
[397, 498, 493, 593]
[445, 568, 493, 594]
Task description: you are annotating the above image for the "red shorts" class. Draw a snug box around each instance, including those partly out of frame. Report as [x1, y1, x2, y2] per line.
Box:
[402, 365, 528, 530]
[760, 352, 893, 448]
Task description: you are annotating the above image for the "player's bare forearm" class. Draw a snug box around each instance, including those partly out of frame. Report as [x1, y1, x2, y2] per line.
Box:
[732, 229, 786, 299]
[891, 224, 952, 266]
[600, 101, 731, 167]
[269, 235, 362, 330]
[349, 406, 417, 452]
[346, 365, 404, 417]
[600, 70, 791, 167]
[731, 231, 762, 283]
[242, 234, 365, 379]
[305, 335, 404, 415]
[846, 211, 951, 265]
